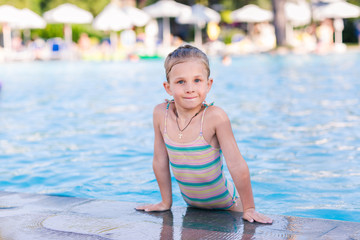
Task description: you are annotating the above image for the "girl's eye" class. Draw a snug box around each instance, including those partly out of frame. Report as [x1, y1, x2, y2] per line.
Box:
[195, 79, 201, 82]
[177, 80, 184, 84]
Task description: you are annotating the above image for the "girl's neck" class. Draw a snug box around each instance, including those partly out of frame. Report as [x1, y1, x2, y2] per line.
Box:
[174, 103, 203, 121]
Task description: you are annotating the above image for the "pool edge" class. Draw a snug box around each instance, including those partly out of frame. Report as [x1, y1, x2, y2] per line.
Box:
[0, 191, 359, 239]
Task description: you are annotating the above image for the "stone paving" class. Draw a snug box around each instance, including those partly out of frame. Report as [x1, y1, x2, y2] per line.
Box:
[0, 191, 359, 239]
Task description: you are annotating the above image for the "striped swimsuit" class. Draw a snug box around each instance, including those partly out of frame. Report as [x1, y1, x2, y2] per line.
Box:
[164, 101, 238, 209]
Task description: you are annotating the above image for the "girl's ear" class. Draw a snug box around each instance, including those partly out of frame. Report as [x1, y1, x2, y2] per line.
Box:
[163, 81, 172, 96]
[207, 78, 214, 93]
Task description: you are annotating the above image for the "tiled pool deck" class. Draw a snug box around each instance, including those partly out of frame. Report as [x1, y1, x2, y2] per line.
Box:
[0, 191, 359, 240]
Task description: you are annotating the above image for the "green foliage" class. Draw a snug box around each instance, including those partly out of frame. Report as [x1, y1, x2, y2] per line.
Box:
[348, 0, 360, 6]
[32, 24, 64, 39]
[221, 10, 232, 24]
[31, 23, 106, 42]
[40, 0, 110, 16]
[71, 24, 106, 42]
[219, 0, 271, 10]
[343, 19, 358, 43]
[0, 0, 42, 13]
[218, 26, 245, 44]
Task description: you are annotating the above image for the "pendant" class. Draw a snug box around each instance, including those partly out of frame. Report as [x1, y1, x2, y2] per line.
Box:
[178, 132, 183, 139]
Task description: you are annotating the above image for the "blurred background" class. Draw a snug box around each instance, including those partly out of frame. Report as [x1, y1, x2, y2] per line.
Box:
[0, 0, 360, 61]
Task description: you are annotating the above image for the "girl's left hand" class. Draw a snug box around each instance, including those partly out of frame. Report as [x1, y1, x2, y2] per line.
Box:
[135, 202, 171, 212]
[243, 208, 273, 224]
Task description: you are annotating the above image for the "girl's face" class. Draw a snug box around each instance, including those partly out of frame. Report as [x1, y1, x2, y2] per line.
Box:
[164, 59, 213, 110]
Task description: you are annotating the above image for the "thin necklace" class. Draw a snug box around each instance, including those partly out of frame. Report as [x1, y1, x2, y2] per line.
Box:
[175, 106, 203, 139]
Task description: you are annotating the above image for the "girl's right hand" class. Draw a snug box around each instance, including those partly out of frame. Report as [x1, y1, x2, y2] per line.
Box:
[135, 202, 171, 212]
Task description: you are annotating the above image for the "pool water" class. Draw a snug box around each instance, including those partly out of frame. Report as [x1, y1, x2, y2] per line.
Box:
[0, 53, 359, 222]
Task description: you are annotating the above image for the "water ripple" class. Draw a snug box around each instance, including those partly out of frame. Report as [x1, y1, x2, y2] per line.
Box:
[1, 55, 360, 221]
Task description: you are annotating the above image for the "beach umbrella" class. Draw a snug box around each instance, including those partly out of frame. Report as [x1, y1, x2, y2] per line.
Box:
[11, 8, 46, 29]
[143, 0, 191, 47]
[230, 4, 273, 41]
[0, 5, 20, 23]
[93, 4, 150, 30]
[313, 0, 360, 20]
[313, 1, 360, 44]
[0, 5, 21, 51]
[93, 3, 132, 31]
[43, 3, 93, 45]
[93, 3, 132, 50]
[122, 6, 151, 27]
[284, 1, 312, 46]
[285, 1, 311, 27]
[176, 4, 220, 46]
[230, 4, 273, 23]
[10, 8, 46, 44]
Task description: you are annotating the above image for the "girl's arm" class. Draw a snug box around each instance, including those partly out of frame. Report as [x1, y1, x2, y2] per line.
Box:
[212, 107, 272, 223]
[136, 104, 172, 211]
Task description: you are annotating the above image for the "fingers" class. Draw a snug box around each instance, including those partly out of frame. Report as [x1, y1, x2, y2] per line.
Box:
[135, 204, 151, 211]
[135, 203, 170, 212]
[243, 211, 273, 224]
[252, 213, 273, 224]
[136, 204, 157, 212]
[144, 204, 159, 212]
[243, 214, 254, 223]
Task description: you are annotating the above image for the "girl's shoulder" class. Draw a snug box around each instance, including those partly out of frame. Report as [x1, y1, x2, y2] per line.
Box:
[154, 102, 168, 111]
[153, 101, 171, 122]
[204, 105, 231, 130]
[153, 102, 167, 115]
[154, 99, 175, 112]
[205, 104, 229, 120]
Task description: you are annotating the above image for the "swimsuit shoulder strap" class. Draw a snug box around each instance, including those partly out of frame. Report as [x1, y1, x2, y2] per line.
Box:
[200, 102, 214, 135]
[164, 99, 173, 134]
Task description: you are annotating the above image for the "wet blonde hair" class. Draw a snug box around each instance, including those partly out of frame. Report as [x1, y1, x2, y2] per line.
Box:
[164, 45, 210, 82]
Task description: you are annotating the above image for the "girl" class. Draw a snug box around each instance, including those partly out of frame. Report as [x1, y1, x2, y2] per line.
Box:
[137, 45, 272, 224]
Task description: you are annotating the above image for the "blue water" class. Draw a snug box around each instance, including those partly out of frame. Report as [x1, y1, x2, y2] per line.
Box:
[0, 53, 359, 222]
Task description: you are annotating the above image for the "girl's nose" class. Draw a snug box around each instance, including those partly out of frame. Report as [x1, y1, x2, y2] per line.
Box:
[185, 83, 195, 92]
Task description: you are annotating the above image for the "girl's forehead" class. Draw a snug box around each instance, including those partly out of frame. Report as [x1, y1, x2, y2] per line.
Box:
[168, 62, 208, 82]
[171, 59, 205, 70]
[166, 57, 210, 81]
[171, 62, 206, 76]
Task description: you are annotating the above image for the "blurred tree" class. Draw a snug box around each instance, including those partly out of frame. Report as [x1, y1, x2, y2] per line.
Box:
[345, 1, 360, 44]
[0, 0, 109, 15]
[0, 0, 42, 13]
[208, 0, 271, 10]
[348, 0, 360, 6]
[39, 0, 109, 16]
[271, 0, 286, 46]
[141, 0, 271, 10]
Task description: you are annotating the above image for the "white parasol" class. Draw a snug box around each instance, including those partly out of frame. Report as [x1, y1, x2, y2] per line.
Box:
[176, 4, 220, 46]
[0, 5, 21, 51]
[92, 3, 132, 31]
[285, 1, 311, 27]
[122, 6, 151, 27]
[230, 4, 273, 23]
[11, 8, 46, 29]
[10, 8, 46, 44]
[92, 3, 133, 50]
[313, 1, 360, 45]
[0, 5, 20, 23]
[143, 0, 191, 47]
[43, 3, 93, 45]
[313, 0, 360, 20]
[284, 1, 312, 46]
